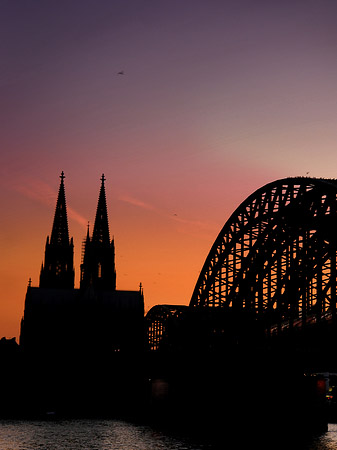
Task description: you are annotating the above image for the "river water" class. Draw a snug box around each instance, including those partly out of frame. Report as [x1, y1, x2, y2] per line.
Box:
[0, 419, 336, 450]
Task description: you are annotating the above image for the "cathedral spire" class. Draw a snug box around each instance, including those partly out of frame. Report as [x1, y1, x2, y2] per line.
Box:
[39, 172, 74, 289]
[80, 174, 116, 291]
[92, 174, 110, 245]
[50, 171, 70, 245]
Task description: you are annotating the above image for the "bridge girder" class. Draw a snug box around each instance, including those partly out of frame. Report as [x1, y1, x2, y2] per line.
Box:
[145, 305, 189, 352]
[190, 177, 337, 330]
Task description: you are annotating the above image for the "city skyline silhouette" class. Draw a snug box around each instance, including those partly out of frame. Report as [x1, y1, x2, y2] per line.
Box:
[2, 3, 337, 446]
[2, 1, 337, 341]
[0, 174, 335, 440]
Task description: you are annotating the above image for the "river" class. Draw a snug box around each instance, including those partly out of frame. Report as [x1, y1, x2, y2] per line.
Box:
[0, 418, 336, 450]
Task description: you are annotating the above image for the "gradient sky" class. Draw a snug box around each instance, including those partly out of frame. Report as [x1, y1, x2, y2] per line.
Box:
[2, 0, 337, 339]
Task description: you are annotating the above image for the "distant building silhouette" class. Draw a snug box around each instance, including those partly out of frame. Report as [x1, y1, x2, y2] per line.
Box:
[20, 172, 144, 360]
[80, 174, 116, 291]
[39, 171, 74, 290]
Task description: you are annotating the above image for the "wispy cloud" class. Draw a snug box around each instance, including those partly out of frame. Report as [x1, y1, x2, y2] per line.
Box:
[118, 191, 216, 240]
[119, 194, 155, 211]
[170, 214, 214, 230]
[67, 206, 88, 228]
[169, 214, 218, 240]
[13, 179, 56, 207]
[12, 178, 88, 228]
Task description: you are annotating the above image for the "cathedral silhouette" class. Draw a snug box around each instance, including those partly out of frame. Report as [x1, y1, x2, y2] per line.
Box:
[18, 172, 145, 416]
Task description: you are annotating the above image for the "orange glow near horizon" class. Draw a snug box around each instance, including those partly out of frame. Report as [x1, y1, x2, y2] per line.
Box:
[3, 1, 337, 339]
[1, 165, 270, 340]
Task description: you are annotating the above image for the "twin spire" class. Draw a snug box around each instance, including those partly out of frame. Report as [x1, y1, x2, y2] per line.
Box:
[80, 173, 116, 290]
[92, 174, 111, 246]
[39, 171, 74, 289]
[50, 171, 69, 246]
[39, 172, 116, 291]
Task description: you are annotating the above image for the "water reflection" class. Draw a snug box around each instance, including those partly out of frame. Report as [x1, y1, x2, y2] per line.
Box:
[0, 419, 212, 450]
[307, 423, 337, 450]
[1, 419, 337, 450]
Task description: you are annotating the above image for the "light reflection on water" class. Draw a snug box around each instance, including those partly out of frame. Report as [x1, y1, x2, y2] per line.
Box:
[1, 419, 337, 450]
[0, 419, 211, 450]
[308, 423, 337, 450]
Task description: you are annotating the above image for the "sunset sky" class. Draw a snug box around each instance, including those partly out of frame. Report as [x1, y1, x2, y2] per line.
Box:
[2, 0, 337, 339]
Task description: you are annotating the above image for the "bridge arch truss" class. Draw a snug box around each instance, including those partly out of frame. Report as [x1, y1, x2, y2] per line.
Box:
[190, 177, 337, 330]
[145, 305, 189, 352]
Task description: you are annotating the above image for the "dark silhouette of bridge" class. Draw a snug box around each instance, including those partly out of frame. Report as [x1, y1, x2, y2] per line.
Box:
[2, 176, 337, 443]
[145, 177, 337, 439]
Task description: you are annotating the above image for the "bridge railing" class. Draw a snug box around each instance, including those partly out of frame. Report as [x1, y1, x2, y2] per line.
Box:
[269, 310, 333, 336]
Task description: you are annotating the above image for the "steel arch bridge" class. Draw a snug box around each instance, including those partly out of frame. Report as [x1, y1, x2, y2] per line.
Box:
[190, 177, 337, 331]
[145, 305, 189, 352]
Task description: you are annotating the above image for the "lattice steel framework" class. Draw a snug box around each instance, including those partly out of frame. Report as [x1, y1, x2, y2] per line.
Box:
[190, 178, 337, 330]
[146, 305, 189, 351]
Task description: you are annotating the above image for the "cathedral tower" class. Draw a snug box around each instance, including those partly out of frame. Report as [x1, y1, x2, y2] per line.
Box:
[80, 174, 116, 291]
[39, 171, 74, 289]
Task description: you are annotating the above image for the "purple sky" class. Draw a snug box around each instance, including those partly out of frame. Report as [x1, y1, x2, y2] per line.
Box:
[2, 0, 337, 338]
